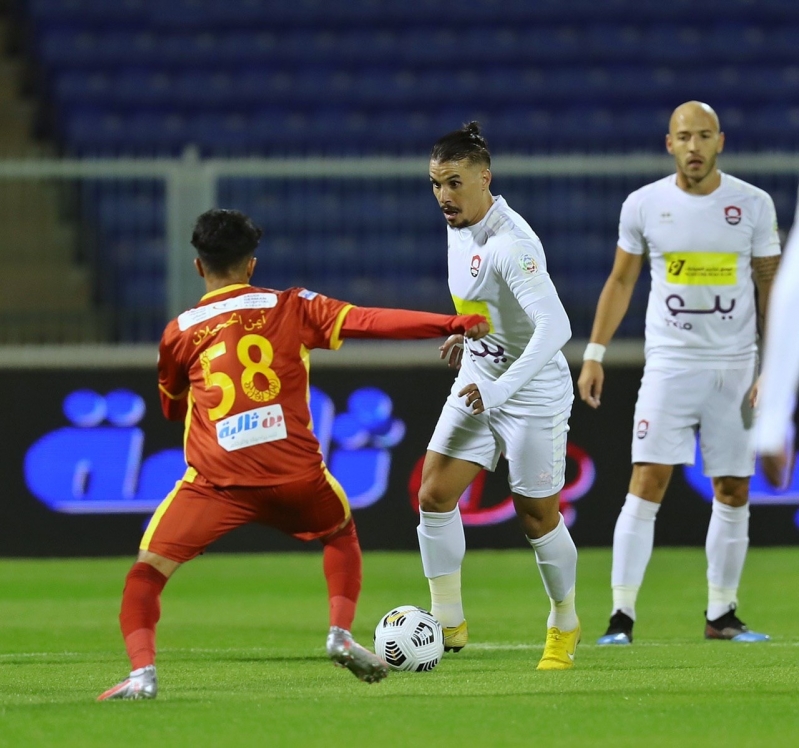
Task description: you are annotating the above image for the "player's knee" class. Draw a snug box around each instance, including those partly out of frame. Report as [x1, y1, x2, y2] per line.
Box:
[135, 551, 181, 579]
[712, 476, 749, 506]
[417, 480, 459, 513]
[630, 463, 672, 501]
[513, 494, 560, 538]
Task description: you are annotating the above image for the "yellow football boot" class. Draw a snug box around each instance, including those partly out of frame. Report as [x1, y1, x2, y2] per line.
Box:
[442, 620, 468, 652]
[536, 623, 580, 670]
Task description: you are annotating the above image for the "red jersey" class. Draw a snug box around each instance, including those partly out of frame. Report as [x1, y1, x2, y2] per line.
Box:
[158, 284, 351, 486]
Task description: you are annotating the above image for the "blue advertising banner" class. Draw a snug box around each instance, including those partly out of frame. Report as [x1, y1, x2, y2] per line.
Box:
[1, 366, 797, 557]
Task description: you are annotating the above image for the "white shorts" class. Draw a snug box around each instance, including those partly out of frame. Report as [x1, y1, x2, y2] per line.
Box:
[427, 391, 572, 498]
[631, 363, 756, 477]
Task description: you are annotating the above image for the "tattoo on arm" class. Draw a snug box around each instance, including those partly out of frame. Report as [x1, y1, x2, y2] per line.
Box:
[752, 255, 782, 335]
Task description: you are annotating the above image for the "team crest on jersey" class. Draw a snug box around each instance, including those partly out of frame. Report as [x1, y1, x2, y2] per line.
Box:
[724, 205, 742, 225]
[636, 419, 649, 439]
[470, 255, 482, 277]
[518, 253, 538, 274]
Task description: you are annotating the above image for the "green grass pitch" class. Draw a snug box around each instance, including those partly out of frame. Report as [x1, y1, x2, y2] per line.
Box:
[1, 548, 797, 748]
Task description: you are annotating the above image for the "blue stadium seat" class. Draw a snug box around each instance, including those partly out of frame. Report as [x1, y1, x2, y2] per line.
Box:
[54, 71, 113, 105]
[585, 25, 645, 61]
[708, 24, 767, 62]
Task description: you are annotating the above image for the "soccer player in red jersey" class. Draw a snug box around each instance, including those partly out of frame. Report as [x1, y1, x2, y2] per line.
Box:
[97, 209, 488, 700]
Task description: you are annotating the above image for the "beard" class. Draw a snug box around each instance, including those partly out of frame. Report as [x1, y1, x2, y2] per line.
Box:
[682, 153, 717, 182]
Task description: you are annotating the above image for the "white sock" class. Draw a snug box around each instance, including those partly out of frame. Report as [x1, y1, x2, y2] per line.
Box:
[417, 507, 466, 627]
[706, 499, 749, 621]
[610, 493, 660, 621]
[527, 514, 578, 631]
[427, 570, 464, 628]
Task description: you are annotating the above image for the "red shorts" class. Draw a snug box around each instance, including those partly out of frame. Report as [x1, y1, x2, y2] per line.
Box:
[140, 466, 351, 563]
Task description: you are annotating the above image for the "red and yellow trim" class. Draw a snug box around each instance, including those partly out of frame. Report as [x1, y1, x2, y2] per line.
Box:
[158, 383, 189, 400]
[322, 464, 351, 522]
[182, 390, 195, 453]
[140, 466, 198, 550]
[330, 304, 354, 350]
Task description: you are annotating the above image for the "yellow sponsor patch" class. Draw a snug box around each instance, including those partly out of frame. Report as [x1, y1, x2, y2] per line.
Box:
[451, 296, 494, 332]
[664, 252, 737, 285]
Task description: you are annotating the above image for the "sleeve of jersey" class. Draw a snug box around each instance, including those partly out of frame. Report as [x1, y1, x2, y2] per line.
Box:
[474, 251, 572, 411]
[294, 290, 353, 350]
[617, 193, 645, 255]
[157, 329, 190, 421]
[754, 224, 799, 453]
[339, 306, 486, 339]
[752, 194, 782, 257]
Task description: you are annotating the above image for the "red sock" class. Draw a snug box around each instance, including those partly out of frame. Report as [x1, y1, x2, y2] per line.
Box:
[321, 520, 362, 631]
[119, 562, 168, 671]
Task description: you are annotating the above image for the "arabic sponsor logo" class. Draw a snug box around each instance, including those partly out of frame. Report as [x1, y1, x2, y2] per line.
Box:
[467, 340, 508, 364]
[665, 293, 735, 319]
[451, 296, 494, 333]
[215, 404, 287, 452]
[518, 253, 538, 274]
[636, 419, 649, 439]
[724, 205, 742, 225]
[470, 255, 482, 278]
[664, 252, 737, 285]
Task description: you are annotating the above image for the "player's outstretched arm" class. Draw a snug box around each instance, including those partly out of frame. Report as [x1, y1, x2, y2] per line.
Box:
[578, 246, 643, 409]
[340, 307, 488, 340]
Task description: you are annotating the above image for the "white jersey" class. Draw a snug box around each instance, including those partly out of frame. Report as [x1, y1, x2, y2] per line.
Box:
[618, 172, 781, 367]
[754, 191, 799, 454]
[447, 195, 572, 413]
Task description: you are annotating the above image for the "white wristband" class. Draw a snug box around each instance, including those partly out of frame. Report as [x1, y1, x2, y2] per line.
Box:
[583, 343, 606, 363]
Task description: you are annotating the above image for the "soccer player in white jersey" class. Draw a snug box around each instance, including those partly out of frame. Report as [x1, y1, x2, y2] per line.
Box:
[417, 122, 579, 670]
[578, 101, 781, 645]
[754, 191, 799, 488]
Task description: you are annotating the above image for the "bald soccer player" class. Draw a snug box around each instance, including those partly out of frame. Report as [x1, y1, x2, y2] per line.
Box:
[578, 102, 781, 645]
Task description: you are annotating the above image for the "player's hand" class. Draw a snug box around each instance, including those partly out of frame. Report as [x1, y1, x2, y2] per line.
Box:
[440, 334, 464, 369]
[760, 449, 794, 490]
[748, 376, 760, 408]
[578, 360, 604, 409]
[464, 321, 489, 340]
[458, 382, 485, 414]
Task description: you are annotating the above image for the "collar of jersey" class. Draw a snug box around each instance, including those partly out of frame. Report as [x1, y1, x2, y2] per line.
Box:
[200, 283, 251, 302]
[670, 171, 727, 201]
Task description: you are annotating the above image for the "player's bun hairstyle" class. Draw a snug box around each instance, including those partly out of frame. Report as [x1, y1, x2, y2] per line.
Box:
[430, 121, 491, 167]
[191, 209, 263, 275]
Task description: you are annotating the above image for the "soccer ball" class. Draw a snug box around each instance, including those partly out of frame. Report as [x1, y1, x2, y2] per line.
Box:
[374, 605, 445, 672]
